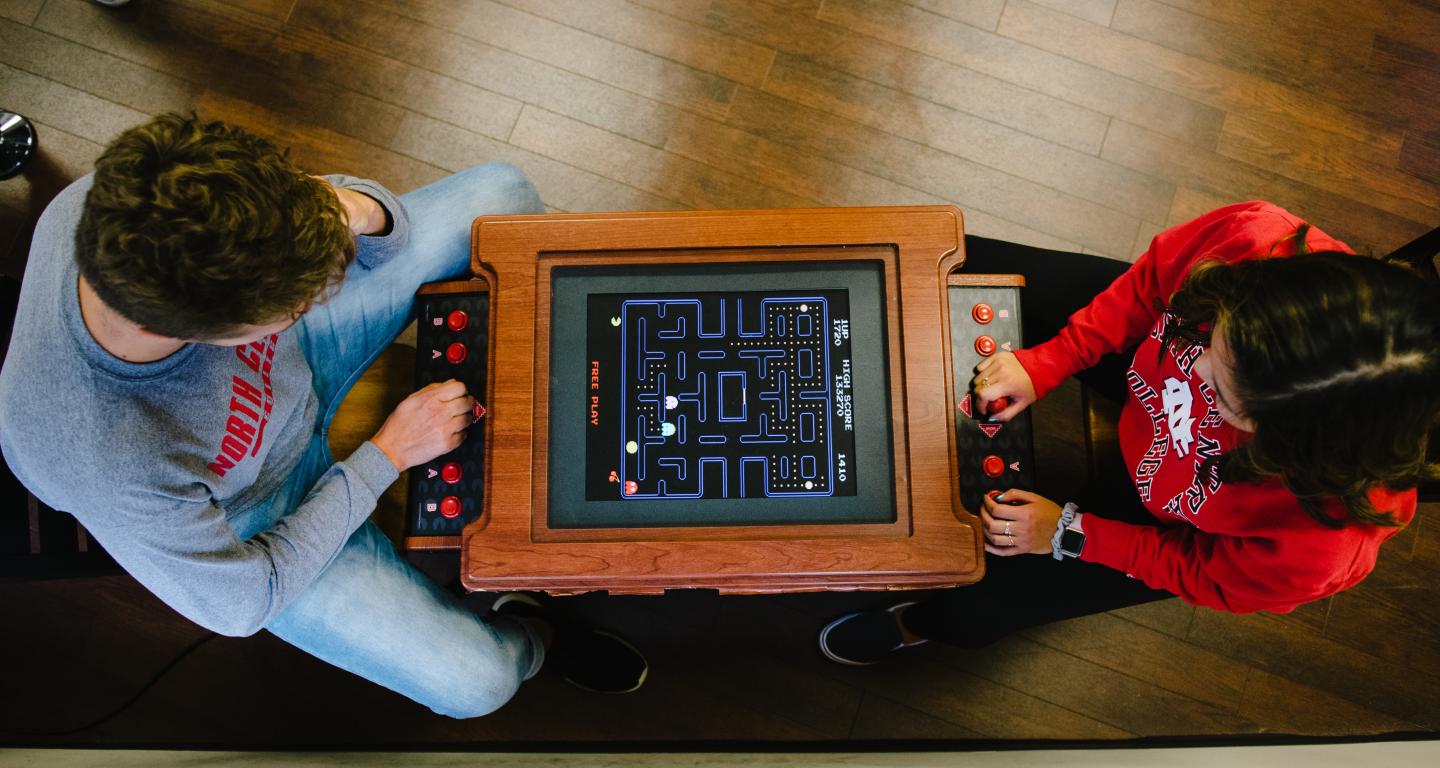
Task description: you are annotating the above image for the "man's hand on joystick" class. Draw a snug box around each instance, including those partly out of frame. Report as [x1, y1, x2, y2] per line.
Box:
[972, 351, 1037, 423]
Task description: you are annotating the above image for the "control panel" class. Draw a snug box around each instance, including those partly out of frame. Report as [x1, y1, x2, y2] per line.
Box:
[947, 276, 1036, 514]
[404, 282, 490, 550]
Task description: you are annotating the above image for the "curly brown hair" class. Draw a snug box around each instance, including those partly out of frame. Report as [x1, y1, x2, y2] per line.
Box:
[75, 113, 354, 340]
[1160, 229, 1440, 528]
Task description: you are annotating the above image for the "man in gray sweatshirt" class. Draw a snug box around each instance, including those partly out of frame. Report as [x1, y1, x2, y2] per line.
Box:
[0, 113, 646, 717]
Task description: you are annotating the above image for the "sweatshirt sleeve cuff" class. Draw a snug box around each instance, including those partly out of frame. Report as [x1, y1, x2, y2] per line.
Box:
[343, 441, 402, 507]
[325, 175, 410, 269]
[1012, 343, 1070, 400]
[1077, 513, 1143, 574]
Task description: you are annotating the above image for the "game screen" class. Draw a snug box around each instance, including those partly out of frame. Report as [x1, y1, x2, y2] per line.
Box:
[584, 290, 859, 503]
[548, 259, 894, 530]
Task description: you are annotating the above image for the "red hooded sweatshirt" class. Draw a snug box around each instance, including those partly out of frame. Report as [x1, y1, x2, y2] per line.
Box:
[1012, 202, 1417, 613]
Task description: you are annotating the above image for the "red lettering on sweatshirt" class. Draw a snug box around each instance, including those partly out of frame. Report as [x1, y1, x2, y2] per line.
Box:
[236, 343, 263, 373]
[207, 335, 280, 477]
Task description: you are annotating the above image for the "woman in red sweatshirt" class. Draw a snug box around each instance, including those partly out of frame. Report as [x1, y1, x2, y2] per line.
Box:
[820, 201, 1438, 664]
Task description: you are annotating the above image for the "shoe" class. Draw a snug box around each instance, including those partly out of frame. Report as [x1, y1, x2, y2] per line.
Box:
[493, 593, 648, 694]
[818, 601, 928, 666]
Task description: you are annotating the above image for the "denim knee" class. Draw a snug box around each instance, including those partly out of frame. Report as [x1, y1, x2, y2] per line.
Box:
[426, 661, 526, 719]
[471, 161, 543, 215]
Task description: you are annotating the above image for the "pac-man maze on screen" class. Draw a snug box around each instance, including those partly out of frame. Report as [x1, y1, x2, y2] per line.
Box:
[588, 290, 860, 503]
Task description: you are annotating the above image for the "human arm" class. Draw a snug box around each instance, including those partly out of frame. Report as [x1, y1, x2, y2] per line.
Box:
[1075, 513, 1354, 613]
[75, 377, 476, 634]
[319, 175, 410, 269]
[78, 441, 400, 636]
[976, 487, 1352, 613]
[333, 185, 391, 236]
[1011, 202, 1283, 400]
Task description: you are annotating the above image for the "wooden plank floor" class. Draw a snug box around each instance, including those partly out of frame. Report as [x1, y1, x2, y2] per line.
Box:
[2, 0, 1438, 745]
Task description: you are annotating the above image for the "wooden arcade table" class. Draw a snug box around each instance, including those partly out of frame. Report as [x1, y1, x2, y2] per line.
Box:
[412, 206, 1032, 595]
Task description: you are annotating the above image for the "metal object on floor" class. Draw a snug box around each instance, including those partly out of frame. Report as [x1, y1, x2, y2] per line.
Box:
[1, 111, 38, 181]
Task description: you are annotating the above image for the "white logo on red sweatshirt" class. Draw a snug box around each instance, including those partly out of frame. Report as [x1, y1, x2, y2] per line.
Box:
[1162, 376, 1196, 457]
[1130, 335, 1224, 520]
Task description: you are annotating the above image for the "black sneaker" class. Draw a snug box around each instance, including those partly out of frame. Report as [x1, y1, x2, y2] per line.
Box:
[818, 601, 928, 666]
[492, 593, 648, 694]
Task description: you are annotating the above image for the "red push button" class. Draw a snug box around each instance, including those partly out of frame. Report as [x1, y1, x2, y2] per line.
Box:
[972, 303, 994, 324]
[982, 454, 1005, 478]
[446, 310, 468, 332]
[975, 335, 997, 356]
[445, 342, 467, 364]
[439, 496, 462, 518]
[473, 402, 487, 421]
[441, 462, 463, 484]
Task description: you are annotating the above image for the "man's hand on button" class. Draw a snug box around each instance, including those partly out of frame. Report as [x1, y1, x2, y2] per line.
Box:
[371, 379, 476, 472]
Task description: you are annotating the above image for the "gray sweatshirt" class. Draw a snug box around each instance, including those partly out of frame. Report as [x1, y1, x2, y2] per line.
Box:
[0, 174, 407, 636]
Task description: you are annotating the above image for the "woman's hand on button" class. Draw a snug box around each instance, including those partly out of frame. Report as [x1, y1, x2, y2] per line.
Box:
[981, 489, 1062, 556]
[971, 351, 1037, 422]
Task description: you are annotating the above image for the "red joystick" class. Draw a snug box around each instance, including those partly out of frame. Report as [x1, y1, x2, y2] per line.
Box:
[441, 462, 463, 484]
[446, 310, 468, 332]
[982, 454, 1005, 478]
[972, 303, 994, 324]
[986, 396, 1010, 415]
[445, 342, 467, 364]
[975, 335, 997, 356]
[439, 496, 462, 519]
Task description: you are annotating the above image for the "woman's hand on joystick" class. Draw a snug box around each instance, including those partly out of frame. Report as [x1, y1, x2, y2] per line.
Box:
[971, 351, 1037, 422]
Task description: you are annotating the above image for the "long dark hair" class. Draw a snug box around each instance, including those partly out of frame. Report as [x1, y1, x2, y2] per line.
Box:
[1160, 226, 1440, 528]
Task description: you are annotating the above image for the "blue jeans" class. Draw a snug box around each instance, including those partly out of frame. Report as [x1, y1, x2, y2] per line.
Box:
[238, 163, 545, 718]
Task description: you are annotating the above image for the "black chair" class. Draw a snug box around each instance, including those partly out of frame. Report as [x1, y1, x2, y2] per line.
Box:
[0, 276, 120, 580]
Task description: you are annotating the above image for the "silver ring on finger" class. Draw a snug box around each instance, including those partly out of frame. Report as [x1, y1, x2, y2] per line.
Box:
[1004, 521, 1012, 536]
[1006, 534, 1016, 546]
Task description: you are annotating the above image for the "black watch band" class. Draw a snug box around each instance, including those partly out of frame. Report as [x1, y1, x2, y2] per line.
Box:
[1058, 527, 1085, 559]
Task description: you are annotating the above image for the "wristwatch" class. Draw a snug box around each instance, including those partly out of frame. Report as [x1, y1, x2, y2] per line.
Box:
[1058, 514, 1085, 559]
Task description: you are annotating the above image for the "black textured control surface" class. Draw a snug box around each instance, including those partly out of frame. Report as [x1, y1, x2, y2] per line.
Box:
[948, 284, 1036, 513]
[405, 290, 489, 546]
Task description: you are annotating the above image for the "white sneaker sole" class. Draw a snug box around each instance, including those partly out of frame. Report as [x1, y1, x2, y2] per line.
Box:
[818, 602, 928, 666]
